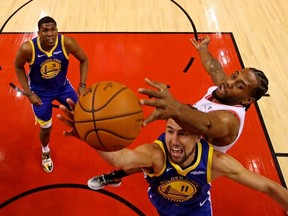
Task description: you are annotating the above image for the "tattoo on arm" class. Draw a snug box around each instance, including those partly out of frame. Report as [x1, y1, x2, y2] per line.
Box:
[209, 58, 223, 74]
[208, 58, 225, 84]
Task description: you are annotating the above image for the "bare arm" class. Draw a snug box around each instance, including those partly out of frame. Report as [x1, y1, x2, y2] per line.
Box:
[97, 143, 164, 172]
[191, 36, 227, 85]
[175, 104, 239, 146]
[64, 36, 88, 95]
[139, 78, 239, 146]
[56, 99, 165, 173]
[14, 42, 42, 105]
[212, 151, 288, 211]
[15, 42, 32, 95]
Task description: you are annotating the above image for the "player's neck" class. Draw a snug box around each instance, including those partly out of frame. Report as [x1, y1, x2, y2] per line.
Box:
[39, 41, 54, 52]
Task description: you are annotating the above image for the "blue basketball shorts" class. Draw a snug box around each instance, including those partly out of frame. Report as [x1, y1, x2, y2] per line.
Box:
[32, 83, 78, 128]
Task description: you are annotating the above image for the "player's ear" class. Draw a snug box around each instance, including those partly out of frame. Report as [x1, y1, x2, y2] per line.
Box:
[195, 134, 201, 142]
[241, 97, 255, 106]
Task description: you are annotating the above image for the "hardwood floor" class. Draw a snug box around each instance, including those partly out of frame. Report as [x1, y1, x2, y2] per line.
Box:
[0, 0, 287, 215]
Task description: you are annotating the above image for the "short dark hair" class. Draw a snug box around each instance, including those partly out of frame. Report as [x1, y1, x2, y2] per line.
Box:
[38, 16, 57, 30]
[249, 67, 269, 101]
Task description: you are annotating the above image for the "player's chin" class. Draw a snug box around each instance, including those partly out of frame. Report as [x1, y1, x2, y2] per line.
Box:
[47, 41, 55, 46]
[170, 152, 183, 163]
[214, 90, 227, 101]
[46, 38, 56, 45]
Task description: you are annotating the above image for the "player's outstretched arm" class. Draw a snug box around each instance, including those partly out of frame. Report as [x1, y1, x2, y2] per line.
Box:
[97, 143, 164, 172]
[212, 151, 288, 212]
[190, 36, 227, 85]
[139, 78, 239, 146]
[56, 98, 164, 172]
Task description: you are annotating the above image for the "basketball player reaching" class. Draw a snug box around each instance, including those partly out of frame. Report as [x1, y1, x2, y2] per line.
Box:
[85, 35, 269, 189]
[14, 16, 88, 173]
[57, 107, 288, 215]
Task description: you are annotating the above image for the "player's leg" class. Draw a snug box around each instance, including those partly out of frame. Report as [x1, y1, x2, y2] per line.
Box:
[33, 96, 54, 173]
[57, 82, 78, 109]
[88, 168, 142, 190]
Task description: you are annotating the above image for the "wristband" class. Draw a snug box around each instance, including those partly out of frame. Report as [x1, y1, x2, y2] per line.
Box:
[79, 83, 86, 88]
[25, 91, 34, 97]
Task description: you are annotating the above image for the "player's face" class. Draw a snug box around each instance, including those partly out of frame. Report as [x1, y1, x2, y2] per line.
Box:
[214, 68, 258, 105]
[38, 22, 58, 50]
[165, 119, 200, 167]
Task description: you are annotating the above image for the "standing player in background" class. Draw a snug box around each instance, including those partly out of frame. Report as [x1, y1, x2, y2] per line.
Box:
[86, 35, 269, 190]
[14, 16, 88, 173]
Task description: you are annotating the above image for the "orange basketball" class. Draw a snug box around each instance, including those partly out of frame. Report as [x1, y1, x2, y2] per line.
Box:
[74, 81, 144, 152]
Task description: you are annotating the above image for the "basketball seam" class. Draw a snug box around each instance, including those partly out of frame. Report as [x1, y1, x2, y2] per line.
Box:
[92, 83, 129, 151]
[78, 86, 128, 113]
[92, 83, 107, 151]
[76, 81, 143, 152]
[85, 129, 137, 140]
[74, 110, 143, 123]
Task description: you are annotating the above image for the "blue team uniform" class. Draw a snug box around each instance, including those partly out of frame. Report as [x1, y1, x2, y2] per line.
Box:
[28, 34, 78, 127]
[145, 133, 214, 216]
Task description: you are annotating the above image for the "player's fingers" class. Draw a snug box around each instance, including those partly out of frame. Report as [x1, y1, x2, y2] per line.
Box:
[64, 129, 81, 139]
[139, 98, 164, 108]
[142, 114, 157, 126]
[59, 104, 74, 120]
[63, 130, 74, 137]
[33, 101, 42, 106]
[190, 38, 198, 45]
[66, 98, 76, 110]
[203, 35, 210, 42]
[56, 113, 74, 128]
[144, 78, 168, 91]
[138, 88, 162, 99]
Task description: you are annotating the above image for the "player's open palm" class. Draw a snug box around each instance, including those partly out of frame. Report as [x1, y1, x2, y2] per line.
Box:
[138, 78, 181, 126]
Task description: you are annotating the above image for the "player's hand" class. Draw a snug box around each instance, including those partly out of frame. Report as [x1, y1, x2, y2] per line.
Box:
[56, 98, 81, 140]
[138, 78, 181, 126]
[77, 86, 86, 96]
[28, 92, 43, 106]
[190, 35, 210, 50]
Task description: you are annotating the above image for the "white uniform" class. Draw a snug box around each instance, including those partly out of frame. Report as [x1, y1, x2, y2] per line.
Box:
[193, 86, 246, 153]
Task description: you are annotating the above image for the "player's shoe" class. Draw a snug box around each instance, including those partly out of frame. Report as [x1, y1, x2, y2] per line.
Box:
[87, 171, 122, 190]
[42, 151, 53, 173]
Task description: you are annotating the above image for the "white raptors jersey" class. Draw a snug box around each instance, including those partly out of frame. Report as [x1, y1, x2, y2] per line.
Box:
[193, 86, 246, 153]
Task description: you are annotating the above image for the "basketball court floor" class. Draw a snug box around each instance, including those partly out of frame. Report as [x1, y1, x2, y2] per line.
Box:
[0, 1, 288, 215]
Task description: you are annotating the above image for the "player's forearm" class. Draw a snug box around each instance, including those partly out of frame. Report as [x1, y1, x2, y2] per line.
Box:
[97, 149, 151, 171]
[198, 47, 226, 85]
[96, 150, 124, 168]
[172, 103, 211, 135]
[15, 67, 31, 93]
[266, 182, 288, 211]
[79, 60, 88, 84]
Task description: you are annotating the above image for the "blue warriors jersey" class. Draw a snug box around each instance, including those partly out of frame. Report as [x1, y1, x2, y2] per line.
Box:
[28, 34, 69, 94]
[27, 34, 78, 127]
[145, 133, 213, 216]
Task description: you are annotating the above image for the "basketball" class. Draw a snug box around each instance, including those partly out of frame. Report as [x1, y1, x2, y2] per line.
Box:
[74, 81, 144, 152]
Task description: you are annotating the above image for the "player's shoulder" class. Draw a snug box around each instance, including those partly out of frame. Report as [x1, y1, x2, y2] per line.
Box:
[63, 35, 77, 45]
[213, 109, 240, 123]
[18, 41, 33, 54]
[63, 35, 79, 53]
